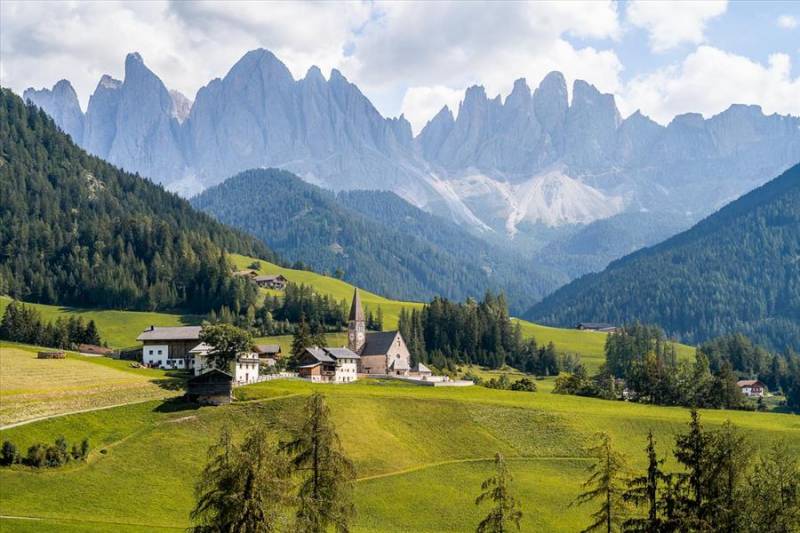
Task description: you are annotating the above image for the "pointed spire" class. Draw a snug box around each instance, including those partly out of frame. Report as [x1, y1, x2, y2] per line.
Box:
[349, 288, 365, 322]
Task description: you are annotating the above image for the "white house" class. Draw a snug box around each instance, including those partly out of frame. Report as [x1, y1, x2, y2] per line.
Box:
[736, 379, 767, 398]
[137, 326, 202, 369]
[190, 342, 261, 386]
[297, 347, 360, 383]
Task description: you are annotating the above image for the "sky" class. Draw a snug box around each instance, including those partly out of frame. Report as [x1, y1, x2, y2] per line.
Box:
[1, 0, 799, 134]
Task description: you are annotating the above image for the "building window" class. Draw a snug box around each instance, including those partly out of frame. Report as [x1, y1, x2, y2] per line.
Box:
[148, 349, 154, 355]
[157, 350, 163, 355]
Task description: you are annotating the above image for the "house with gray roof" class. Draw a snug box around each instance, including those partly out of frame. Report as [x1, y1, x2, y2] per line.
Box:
[297, 346, 359, 383]
[137, 325, 202, 369]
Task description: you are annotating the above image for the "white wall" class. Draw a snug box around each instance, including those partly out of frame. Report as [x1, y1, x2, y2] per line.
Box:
[143, 344, 169, 366]
[335, 359, 358, 383]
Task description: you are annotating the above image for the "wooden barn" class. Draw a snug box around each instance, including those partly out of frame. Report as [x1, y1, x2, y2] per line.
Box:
[186, 369, 233, 405]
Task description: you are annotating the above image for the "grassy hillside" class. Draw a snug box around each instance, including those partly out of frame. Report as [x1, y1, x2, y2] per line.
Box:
[0, 296, 202, 349]
[0, 342, 182, 426]
[1, 378, 796, 532]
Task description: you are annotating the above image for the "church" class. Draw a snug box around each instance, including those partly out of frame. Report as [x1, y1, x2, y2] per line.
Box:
[347, 288, 412, 376]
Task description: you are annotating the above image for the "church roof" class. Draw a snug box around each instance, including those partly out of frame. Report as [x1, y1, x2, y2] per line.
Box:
[348, 288, 365, 322]
[361, 331, 400, 356]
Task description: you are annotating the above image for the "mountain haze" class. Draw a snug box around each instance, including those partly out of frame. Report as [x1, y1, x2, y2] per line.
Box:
[191, 168, 564, 312]
[526, 163, 800, 351]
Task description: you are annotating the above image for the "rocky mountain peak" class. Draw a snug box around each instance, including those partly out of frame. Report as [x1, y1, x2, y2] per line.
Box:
[23, 79, 84, 143]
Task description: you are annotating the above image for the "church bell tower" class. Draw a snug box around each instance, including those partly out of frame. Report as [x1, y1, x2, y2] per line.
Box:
[348, 288, 366, 353]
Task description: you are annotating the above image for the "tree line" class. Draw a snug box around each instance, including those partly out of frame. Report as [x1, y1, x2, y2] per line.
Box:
[1, 436, 90, 469]
[0, 300, 101, 349]
[398, 292, 575, 375]
[0, 88, 271, 315]
[554, 323, 800, 412]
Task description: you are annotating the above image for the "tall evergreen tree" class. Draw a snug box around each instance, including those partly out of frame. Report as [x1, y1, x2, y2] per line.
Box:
[672, 410, 713, 530]
[282, 393, 355, 533]
[291, 314, 312, 367]
[622, 431, 669, 532]
[744, 441, 800, 532]
[574, 432, 629, 533]
[475, 452, 523, 533]
[190, 425, 292, 533]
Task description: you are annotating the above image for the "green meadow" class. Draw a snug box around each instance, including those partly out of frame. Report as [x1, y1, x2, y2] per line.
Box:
[1, 377, 797, 532]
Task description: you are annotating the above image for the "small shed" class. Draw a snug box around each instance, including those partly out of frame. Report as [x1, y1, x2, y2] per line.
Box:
[37, 350, 66, 359]
[186, 369, 233, 405]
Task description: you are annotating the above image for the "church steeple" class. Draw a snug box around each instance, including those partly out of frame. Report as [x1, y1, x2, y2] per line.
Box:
[348, 288, 366, 353]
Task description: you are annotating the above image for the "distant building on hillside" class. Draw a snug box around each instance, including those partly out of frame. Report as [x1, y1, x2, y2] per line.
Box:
[575, 322, 618, 333]
[736, 379, 767, 398]
[347, 288, 412, 376]
[297, 346, 360, 383]
[137, 325, 202, 369]
[253, 274, 288, 290]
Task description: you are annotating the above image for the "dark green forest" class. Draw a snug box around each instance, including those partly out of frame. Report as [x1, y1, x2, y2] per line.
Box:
[0, 89, 274, 313]
[526, 163, 800, 352]
[191, 168, 564, 313]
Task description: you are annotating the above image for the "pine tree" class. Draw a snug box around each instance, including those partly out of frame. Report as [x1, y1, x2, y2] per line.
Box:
[672, 409, 713, 530]
[623, 431, 668, 532]
[291, 314, 312, 368]
[744, 441, 800, 532]
[475, 452, 523, 532]
[190, 425, 292, 532]
[573, 432, 628, 533]
[282, 393, 355, 533]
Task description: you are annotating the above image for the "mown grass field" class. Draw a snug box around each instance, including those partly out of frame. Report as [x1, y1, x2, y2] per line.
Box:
[1, 376, 797, 532]
[0, 342, 183, 427]
[0, 296, 202, 349]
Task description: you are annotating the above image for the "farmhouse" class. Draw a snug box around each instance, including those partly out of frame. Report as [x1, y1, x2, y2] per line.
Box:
[137, 325, 201, 369]
[254, 344, 281, 367]
[190, 343, 261, 385]
[737, 379, 767, 398]
[297, 346, 360, 383]
[575, 322, 618, 333]
[347, 288, 412, 376]
[253, 274, 288, 290]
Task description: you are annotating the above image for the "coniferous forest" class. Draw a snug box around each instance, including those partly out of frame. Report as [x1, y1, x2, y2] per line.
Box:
[527, 163, 800, 352]
[0, 89, 274, 313]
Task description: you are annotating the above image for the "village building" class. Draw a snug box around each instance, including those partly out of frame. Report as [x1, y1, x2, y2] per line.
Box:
[347, 288, 412, 376]
[254, 274, 288, 290]
[297, 346, 360, 383]
[137, 325, 202, 369]
[412, 362, 432, 377]
[254, 344, 281, 367]
[575, 322, 618, 333]
[186, 369, 233, 405]
[190, 343, 261, 385]
[737, 379, 767, 398]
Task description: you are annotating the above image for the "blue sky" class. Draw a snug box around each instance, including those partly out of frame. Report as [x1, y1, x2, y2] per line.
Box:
[1, 1, 798, 133]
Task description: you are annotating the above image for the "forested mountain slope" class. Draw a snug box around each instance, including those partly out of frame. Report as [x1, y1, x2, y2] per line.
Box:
[0, 88, 274, 313]
[192, 169, 565, 312]
[526, 163, 800, 351]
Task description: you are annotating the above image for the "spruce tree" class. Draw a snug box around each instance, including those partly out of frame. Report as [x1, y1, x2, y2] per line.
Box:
[475, 452, 523, 532]
[744, 440, 800, 532]
[190, 426, 292, 533]
[573, 432, 628, 533]
[291, 314, 312, 368]
[282, 393, 355, 533]
[672, 409, 712, 530]
[623, 431, 668, 532]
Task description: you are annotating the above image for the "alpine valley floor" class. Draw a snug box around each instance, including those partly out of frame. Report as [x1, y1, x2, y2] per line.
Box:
[1, 376, 797, 532]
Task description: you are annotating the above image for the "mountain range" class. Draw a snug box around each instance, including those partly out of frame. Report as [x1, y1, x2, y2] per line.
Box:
[24, 50, 800, 272]
[527, 163, 800, 352]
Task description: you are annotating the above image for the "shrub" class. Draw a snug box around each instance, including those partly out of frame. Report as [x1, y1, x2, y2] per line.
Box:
[510, 377, 537, 392]
[1, 441, 18, 466]
[26, 444, 47, 467]
[80, 438, 90, 459]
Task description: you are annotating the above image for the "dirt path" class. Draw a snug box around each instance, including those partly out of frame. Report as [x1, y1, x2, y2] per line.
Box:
[0, 398, 163, 431]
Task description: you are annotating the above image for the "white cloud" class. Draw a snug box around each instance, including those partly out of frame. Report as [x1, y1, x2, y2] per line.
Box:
[619, 46, 800, 124]
[0, 1, 370, 109]
[627, 0, 727, 52]
[400, 86, 463, 134]
[777, 15, 798, 30]
[351, 1, 623, 131]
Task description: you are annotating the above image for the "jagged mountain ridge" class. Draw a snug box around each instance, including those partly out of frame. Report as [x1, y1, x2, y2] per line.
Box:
[23, 49, 800, 273]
